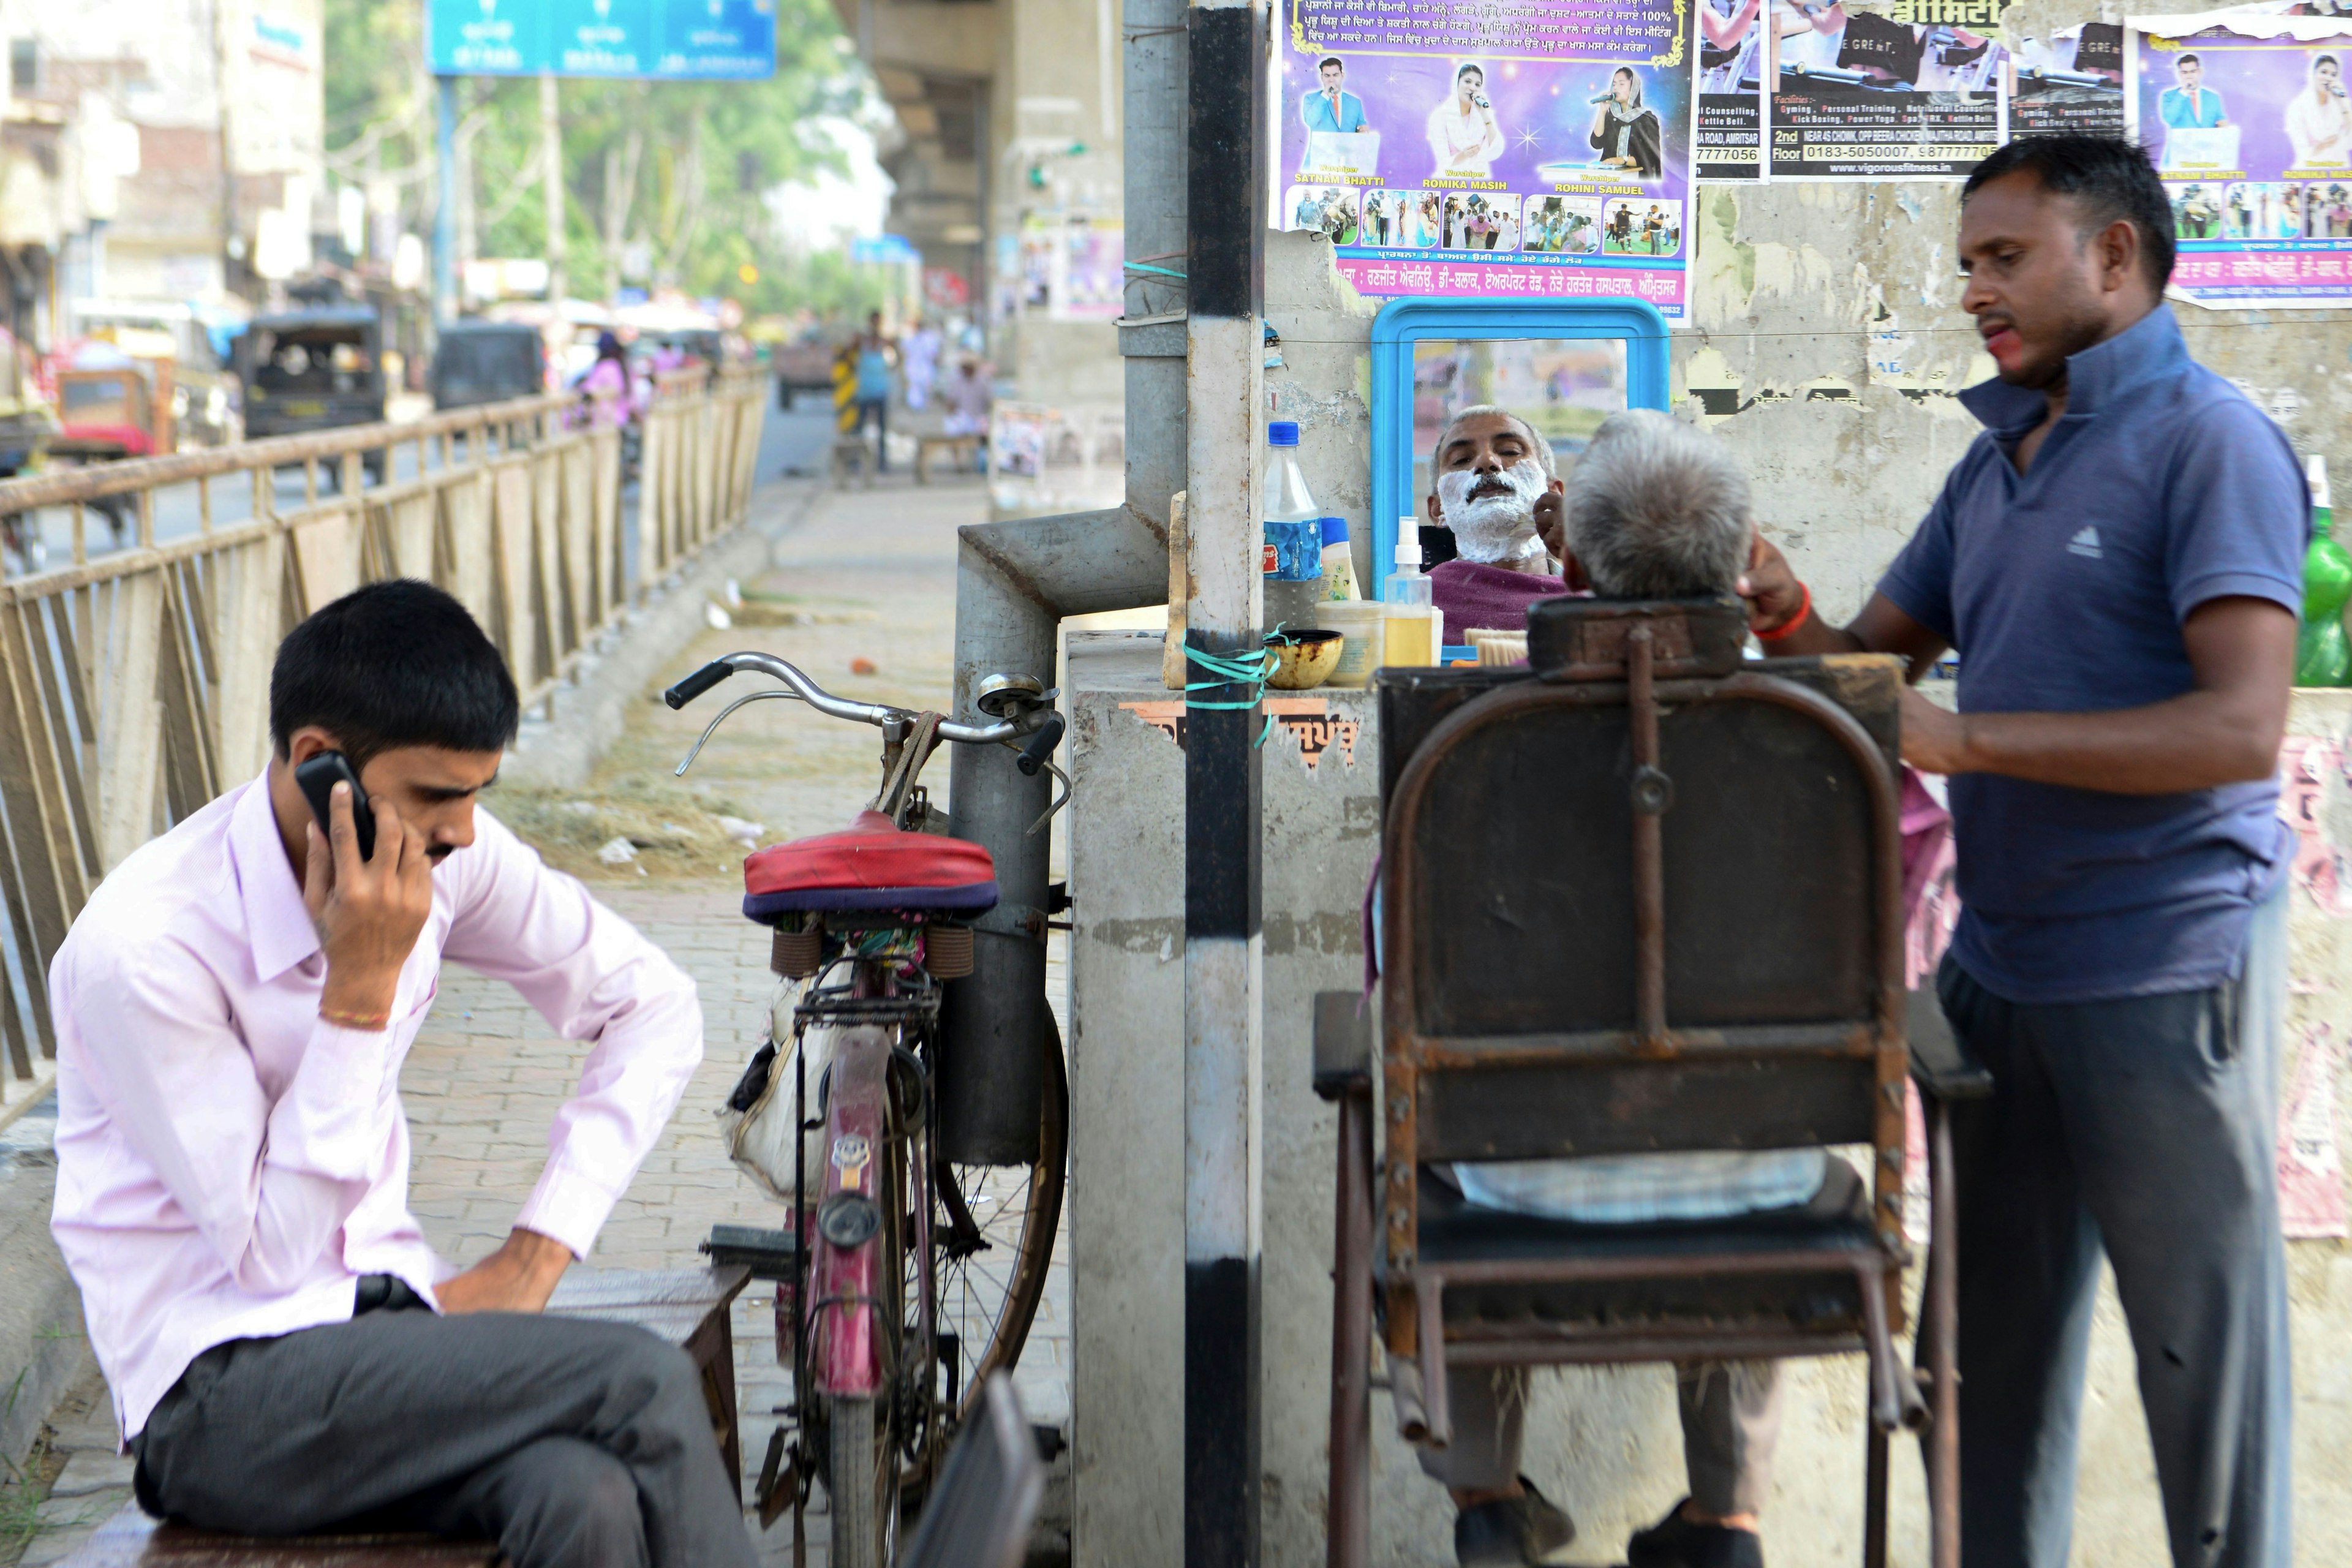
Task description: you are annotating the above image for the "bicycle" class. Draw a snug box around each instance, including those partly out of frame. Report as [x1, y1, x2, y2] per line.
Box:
[665, 651, 1069, 1568]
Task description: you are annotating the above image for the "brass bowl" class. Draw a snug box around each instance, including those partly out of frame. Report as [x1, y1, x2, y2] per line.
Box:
[1265, 628, 1344, 690]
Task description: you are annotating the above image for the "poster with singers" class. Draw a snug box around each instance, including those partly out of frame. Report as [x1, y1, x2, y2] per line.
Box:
[1276, 0, 1698, 318]
[1767, 0, 2010, 179]
[2129, 9, 2352, 308]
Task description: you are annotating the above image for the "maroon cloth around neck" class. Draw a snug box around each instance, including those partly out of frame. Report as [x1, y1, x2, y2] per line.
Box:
[1428, 558, 1569, 636]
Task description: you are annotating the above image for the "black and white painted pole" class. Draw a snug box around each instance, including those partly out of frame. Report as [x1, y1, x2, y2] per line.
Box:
[1183, 1, 1267, 1562]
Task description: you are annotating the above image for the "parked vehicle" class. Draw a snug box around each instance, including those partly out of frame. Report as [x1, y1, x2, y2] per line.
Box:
[69, 299, 242, 447]
[430, 320, 547, 410]
[771, 330, 841, 410]
[234, 306, 388, 484]
[46, 356, 168, 543]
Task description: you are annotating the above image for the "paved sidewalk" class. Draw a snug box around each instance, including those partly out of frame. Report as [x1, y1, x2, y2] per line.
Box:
[6, 472, 1072, 1567]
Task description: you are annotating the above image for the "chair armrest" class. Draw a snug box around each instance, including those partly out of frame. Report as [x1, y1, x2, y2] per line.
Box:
[1313, 990, 1373, 1101]
[1907, 988, 1994, 1101]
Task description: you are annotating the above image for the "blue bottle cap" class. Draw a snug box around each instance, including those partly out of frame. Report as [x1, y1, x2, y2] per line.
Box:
[1319, 515, 1349, 545]
[1267, 421, 1300, 447]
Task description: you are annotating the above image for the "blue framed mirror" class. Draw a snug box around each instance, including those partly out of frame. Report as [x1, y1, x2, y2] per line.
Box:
[1368, 297, 1673, 578]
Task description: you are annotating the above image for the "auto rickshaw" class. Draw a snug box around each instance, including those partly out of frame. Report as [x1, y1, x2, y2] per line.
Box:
[233, 306, 389, 483]
[44, 356, 173, 545]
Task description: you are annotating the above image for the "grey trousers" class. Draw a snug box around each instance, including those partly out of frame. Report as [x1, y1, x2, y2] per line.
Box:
[1420, 1356, 1784, 1516]
[1414, 1162, 1862, 1510]
[132, 1291, 758, 1568]
[1939, 881, 2291, 1568]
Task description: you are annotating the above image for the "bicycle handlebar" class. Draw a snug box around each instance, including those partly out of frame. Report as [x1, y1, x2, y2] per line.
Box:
[1015, 712, 1065, 775]
[663, 650, 1026, 745]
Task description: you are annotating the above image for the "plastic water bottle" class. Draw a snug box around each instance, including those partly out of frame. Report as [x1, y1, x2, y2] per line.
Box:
[2297, 454, 2351, 687]
[1262, 421, 1322, 634]
[1382, 531, 1442, 666]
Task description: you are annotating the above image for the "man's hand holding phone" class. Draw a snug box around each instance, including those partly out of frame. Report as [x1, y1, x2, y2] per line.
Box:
[303, 778, 434, 1031]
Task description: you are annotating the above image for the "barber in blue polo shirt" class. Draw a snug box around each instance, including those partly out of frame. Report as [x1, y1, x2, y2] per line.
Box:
[1742, 135, 2302, 1568]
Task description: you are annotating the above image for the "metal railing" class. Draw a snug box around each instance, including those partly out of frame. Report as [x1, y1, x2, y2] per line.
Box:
[0, 365, 766, 1125]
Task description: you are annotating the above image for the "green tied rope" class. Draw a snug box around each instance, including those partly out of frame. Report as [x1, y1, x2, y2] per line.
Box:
[1185, 641, 1280, 747]
[1124, 261, 1188, 280]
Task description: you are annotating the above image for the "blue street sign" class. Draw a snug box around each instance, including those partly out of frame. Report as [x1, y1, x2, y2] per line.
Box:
[851, 235, 921, 265]
[428, 0, 777, 80]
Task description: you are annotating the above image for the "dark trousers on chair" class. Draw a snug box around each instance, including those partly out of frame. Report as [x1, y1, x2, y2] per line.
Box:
[1414, 1161, 1864, 1513]
[1937, 881, 2291, 1568]
[133, 1291, 758, 1568]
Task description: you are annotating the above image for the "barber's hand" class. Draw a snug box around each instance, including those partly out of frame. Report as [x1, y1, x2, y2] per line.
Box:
[1534, 489, 1567, 564]
[1735, 532, 1807, 636]
[304, 780, 434, 1027]
[1899, 684, 1968, 774]
[437, 1228, 573, 1315]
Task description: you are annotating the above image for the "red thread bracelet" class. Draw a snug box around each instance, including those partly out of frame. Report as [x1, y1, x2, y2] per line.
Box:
[1755, 582, 1812, 643]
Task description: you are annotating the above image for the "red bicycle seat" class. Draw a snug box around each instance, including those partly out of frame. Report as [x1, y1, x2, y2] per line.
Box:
[742, 810, 999, 918]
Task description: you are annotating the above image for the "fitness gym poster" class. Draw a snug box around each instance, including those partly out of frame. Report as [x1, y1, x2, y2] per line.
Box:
[2130, 8, 2352, 307]
[1276, 0, 1698, 318]
[1768, 0, 2010, 179]
[2008, 23, 2125, 143]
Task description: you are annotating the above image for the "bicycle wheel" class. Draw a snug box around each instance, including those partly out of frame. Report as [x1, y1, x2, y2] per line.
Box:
[827, 1396, 899, 1568]
[931, 1014, 1068, 1415]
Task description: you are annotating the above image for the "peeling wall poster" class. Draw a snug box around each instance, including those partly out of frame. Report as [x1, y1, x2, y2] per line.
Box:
[1699, 0, 1770, 178]
[2009, 22, 2125, 141]
[2280, 1023, 2348, 1238]
[2130, 10, 2352, 307]
[1767, 0, 2010, 179]
[1276, 0, 1698, 318]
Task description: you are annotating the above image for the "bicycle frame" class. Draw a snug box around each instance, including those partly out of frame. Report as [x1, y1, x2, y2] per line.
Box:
[809, 1021, 895, 1400]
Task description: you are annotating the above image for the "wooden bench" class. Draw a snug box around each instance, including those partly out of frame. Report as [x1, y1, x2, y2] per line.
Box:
[58, 1266, 750, 1567]
[914, 434, 982, 484]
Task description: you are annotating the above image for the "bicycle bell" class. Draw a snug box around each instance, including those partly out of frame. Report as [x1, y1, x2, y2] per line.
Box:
[974, 672, 1055, 720]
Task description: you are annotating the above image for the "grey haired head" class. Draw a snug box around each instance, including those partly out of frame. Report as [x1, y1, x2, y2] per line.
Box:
[1562, 409, 1751, 599]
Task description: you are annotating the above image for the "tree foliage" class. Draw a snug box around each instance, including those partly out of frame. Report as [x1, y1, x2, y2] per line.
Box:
[323, 0, 888, 317]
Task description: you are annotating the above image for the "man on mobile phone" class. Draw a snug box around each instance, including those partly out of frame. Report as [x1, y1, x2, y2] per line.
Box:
[1738, 137, 2299, 1566]
[48, 579, 755, 1568]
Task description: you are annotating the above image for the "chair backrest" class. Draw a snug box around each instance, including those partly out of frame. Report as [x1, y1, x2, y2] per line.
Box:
[900, 1372, 1046, 1568]
[1378, 597, 1908, 1170]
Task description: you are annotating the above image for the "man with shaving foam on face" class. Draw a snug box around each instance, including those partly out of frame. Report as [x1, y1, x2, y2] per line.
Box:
[1425, 405, 1574, 635]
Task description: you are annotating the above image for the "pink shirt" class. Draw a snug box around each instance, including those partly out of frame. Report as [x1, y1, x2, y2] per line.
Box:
[48, 777, 703, 1442]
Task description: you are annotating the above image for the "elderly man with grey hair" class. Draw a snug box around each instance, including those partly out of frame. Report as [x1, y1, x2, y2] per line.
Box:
[1417, 409, 1865, 1568]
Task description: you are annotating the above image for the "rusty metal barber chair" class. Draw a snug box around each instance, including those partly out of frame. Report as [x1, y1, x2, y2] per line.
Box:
[1316, 595, 1988, 1568]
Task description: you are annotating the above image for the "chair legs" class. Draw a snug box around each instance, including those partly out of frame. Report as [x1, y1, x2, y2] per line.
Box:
[1327, 1091, 1374, 1568]
[1864, 1425, 1890, 1568]
[1321, 1107, 1965, 1568]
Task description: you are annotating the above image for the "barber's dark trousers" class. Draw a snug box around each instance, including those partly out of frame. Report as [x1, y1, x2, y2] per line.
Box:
[1419, 1358, 1783, 1517]
[133, 1292, 758, 1568]
[1938, 881, 2291, 1568]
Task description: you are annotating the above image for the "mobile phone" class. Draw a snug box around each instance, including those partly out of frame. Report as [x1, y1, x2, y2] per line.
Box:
[294, 750, 375, 862]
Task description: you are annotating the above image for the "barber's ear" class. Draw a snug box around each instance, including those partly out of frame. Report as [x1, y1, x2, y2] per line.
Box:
[1559, 551, 1591, 594]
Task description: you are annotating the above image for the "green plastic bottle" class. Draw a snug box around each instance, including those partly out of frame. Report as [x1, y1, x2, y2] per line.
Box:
[2297, 454, 2352, 687]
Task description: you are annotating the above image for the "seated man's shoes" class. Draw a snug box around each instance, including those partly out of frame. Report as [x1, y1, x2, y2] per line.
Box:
[1627, 1499, 1765, 1568]
[1455, 1477, 1576, 1567]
